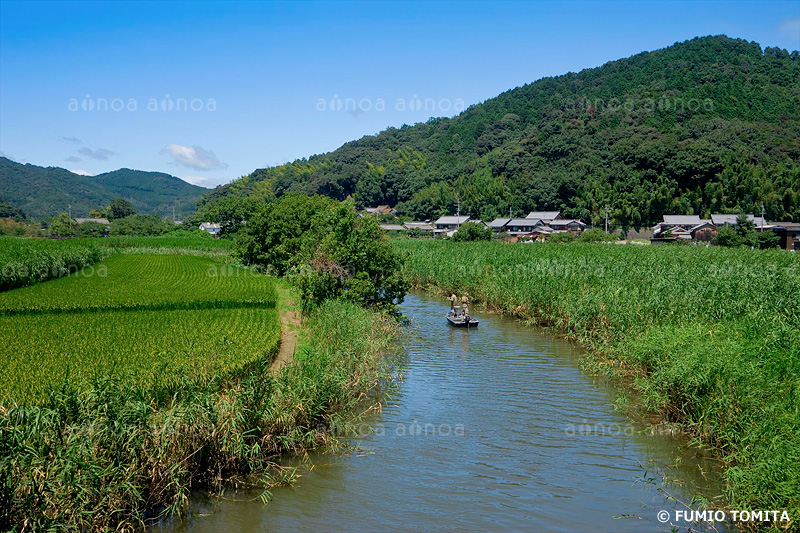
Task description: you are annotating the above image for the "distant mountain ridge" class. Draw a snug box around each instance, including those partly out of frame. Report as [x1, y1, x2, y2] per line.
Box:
[199, 35, 800, 227]
[0, 157, 208, 219]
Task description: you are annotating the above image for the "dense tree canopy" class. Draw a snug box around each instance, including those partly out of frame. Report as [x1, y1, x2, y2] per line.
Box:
[199, 36, 800, 227]
[236, 196, 408, 311]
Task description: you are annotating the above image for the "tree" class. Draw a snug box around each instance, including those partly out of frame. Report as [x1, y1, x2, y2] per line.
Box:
[108, 198, 134, 220]
[48, 213, 76, 237]
[109, 214, 174, 236]
[89, 207, 109, 219]
[451, 222, 492, 241]
[77, 221, 108, 238]
[236, 194, 336, 276]
[714, 224, 744, 247]
[291, 201, 409, 312]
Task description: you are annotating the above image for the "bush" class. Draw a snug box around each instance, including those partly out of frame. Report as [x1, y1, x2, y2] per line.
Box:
[756, 230, 780, 249]
[577, 228, 616, 243]
[547, 231, 576, 243]
[451, 221, 492, 241]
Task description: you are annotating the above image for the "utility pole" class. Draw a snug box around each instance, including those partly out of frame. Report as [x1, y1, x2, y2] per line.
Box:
[604, 205, 609, 233]
[760, 202, 765, 232]
[173, 205, 176, 222]
[68, 204, 72, 231]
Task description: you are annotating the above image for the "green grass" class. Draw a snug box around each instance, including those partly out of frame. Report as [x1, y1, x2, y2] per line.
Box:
[0, 254, 276, 315]
[0, 236, 107, 291]
[398, 240, 800, 520]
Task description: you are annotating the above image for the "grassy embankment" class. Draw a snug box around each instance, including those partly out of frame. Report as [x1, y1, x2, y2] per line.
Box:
[0, 242, 397, 530]
[398, 239, 799, 522]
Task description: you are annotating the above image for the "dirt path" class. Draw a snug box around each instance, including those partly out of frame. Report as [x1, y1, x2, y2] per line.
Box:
[271, 283, 301, 372]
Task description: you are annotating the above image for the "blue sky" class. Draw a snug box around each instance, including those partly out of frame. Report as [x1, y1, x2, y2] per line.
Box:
[1, 0, 798, 188]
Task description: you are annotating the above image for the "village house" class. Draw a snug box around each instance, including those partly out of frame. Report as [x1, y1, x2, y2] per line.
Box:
[365, 205, 396, 216]
[525, 211, 563, 224]
[548, 219, 586, 235]
[487, 218, 511, 232]
[710, 214, 769, 228]
[505, 218, 545, 236]
[198, 222, 221, 237]
[378, 223, 406, 232]
[73, 217, 110, 225]
[772, 222, 800, 250]
[690, 221, 717, 242]
[434, 215, 470, 236]
[403, 221, 435, 232]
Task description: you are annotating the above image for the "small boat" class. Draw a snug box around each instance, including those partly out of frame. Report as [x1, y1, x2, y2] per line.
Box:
[446, 314, 479, 328]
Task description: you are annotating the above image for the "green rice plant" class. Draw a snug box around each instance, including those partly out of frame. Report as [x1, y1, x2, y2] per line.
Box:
[398, 240, 800, 518]
[0, 307, 281, 404]
[73, 232, 235, 257]
[0, 236, 107, 291]
[0, 254, 276, 315]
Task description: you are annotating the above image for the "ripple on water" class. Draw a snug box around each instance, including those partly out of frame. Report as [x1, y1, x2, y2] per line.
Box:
[166, 292, 725, 533]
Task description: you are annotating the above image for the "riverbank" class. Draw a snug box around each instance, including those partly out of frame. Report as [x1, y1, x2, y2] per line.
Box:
[0, 290, 398, 530]
[396, 239, 799, 527]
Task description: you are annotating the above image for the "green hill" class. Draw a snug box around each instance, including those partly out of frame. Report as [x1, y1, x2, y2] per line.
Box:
[201, 36, 800, 227]
[0, 158, 208, 220]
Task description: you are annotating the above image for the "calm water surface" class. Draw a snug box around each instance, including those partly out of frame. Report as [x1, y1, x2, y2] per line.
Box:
[166, 291, 723, 532]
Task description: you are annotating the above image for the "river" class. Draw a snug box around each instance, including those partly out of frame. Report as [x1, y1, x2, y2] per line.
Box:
[165, 291, 724, 531]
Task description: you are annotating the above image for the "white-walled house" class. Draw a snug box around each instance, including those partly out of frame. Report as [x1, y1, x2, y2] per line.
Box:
[199, 222, 221, 237]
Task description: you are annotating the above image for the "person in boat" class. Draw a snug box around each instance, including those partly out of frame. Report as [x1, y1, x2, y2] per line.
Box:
[448, 292, 458, 316]
[461, 292, 470, 320]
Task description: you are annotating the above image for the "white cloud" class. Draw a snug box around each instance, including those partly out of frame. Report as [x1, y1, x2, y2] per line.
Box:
[180, 175, 211, 186]
[78, 147, 117, 160]
[160, 144, 227, 171]
[71, 169, 93, 176]
[64, 156, 82, 162]
[779, 17, 800, 38]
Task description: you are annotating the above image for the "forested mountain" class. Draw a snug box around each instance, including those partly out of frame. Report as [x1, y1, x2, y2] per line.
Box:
[0, 198, 26, 220]
[200, 36, 800, 227]
[0, 157, 207, 219]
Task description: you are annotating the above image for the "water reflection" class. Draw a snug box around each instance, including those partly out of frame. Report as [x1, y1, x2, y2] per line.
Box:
[162, 291, 724, 532]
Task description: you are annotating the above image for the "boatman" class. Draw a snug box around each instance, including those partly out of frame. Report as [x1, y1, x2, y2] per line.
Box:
[448, 292, 458, 316]
[461, 292, 470, 319]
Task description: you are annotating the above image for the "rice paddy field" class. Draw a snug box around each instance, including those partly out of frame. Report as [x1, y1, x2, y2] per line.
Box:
[0, 254, 276, 315]
[397, 239, 800, 517]
[0, 253, 279, 403]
